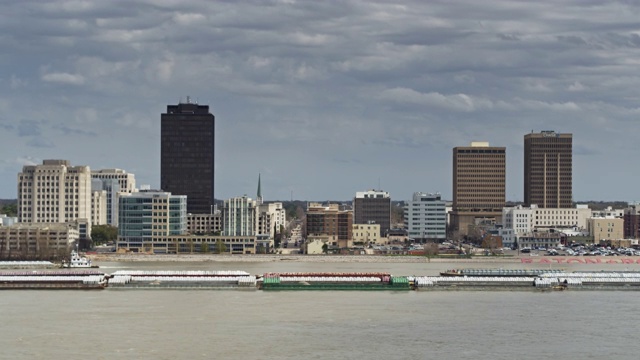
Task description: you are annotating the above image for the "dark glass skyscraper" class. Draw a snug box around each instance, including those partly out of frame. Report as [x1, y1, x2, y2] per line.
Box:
[161, 98, 215, 214]
[524, 130, 572, 208]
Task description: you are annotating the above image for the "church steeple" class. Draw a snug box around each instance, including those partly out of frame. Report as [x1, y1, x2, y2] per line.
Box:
[257, 173, 263, 205]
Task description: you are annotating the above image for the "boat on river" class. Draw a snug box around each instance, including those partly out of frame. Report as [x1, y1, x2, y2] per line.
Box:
[440, 268, 563, 277]
[62, 250, 98, 268]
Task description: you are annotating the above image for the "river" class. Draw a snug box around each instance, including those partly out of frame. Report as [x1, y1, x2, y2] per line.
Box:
[1, 260, 638, 359]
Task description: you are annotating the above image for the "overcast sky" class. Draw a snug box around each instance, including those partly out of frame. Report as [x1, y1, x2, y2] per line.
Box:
[1, 0, 639, 202]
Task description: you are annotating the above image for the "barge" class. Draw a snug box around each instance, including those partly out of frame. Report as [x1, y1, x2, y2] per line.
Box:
[260, 272, 411, 291]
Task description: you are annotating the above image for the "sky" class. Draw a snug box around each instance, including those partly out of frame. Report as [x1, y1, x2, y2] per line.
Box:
[1, 0, 640, 202]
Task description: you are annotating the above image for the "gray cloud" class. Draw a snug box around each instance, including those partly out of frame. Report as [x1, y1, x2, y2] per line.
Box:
[0, 0, 639, 201]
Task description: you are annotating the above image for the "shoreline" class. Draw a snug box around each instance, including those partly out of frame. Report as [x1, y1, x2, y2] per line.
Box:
[87, 253, 640, 265]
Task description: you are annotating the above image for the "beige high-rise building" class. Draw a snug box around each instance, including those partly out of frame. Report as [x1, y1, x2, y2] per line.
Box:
[91, 168, 137, 193]
[451, 142, 506, 236]
[17, 160, 92, 227]
[524, 131, 572, 208]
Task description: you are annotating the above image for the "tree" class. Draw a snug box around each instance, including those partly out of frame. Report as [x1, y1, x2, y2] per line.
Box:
[321, 243, 329, 254]
[91, 225, 118, 246]
[201, 242, 210, 253]
[214, 239, 227, 254]
[0, 203, 17, 217]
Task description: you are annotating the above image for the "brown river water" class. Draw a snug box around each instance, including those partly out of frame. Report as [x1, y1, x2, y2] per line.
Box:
[1, 259, 639, 359]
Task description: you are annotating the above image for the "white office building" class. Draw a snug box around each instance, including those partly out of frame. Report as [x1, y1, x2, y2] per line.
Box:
[223, 195, 257, 237]
[403, 192, 447, 241]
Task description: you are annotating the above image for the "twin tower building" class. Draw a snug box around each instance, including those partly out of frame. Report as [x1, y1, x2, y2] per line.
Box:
[451, 131, 572, 236]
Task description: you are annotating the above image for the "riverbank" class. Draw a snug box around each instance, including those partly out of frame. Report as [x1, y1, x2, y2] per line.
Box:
[87, 253, 640, 264]
[87, 253, 522, 263]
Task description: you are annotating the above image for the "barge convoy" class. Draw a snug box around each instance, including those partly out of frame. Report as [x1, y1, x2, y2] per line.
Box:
[3, 268, 640, 291]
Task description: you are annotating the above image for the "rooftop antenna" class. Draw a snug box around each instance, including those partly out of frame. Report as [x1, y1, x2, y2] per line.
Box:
[186, 95, 191, 104]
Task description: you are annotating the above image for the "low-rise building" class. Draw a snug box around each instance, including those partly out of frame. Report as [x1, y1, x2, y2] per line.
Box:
[588, 217, 624, 242]
[0, 222, 79, 259]
[187, 213, 222, 235]
[518, 231, 563, 250]
[352, 223, 381, 246]
[404, 192, 447, 242]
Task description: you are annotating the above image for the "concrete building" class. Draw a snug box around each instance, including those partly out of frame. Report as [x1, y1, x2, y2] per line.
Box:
[403, 192, 447, 242]
[524, 131, 573, 208]
[503, 204, 592, 236]
[161, 98, 215, 215]
[0, 222, 79, 259]
[353, 190, 390, 237]
[91, 179, 107, 226]
[306, 203, 353, 248]
[352, 223, 381, 246]
[223, 195, 256, 237]
[592, 206, 624, 219]
[0, 214, 18, 227]
[17, 160, 92, 235]
[518, 231, 563, 250]
[117, 191, 187, 252]
[451, 142, 506, 236]
[588, 217, 624, 242]
[91, 168, 136, 194]
[147, 235, 257, 254]
[91, 169, 136, 227]
[187, 213, 222, 235]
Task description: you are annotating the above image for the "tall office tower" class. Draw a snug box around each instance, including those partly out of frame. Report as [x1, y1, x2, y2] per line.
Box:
[524, 131, 572, 208]
[161, 97, 215, 214]
[17, 160, 92, 226]
[353, 190, 391, 237]
[451, 142, 506, 236]
[403, 192, 447, 242]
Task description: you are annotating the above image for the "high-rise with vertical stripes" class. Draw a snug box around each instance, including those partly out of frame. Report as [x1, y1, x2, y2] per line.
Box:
[524, 131, 572, 208]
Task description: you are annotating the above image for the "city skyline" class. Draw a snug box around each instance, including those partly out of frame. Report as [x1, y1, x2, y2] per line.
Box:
[2, 1, 640, 201]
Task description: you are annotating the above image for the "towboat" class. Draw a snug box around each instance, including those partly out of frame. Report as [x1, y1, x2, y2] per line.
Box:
[63, 250, 98, 268]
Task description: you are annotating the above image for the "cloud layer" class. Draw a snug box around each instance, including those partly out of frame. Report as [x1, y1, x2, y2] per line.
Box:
[1, 0, 640, 201]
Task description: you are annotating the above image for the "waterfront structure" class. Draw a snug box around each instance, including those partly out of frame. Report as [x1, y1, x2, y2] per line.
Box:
[117, 191, 187, 252]
[624, 203, 640, 239]
[587, 217, 624, 243]
[352, 223, 381, 246]
[451, 142, 506, 236]
[306, 203, 353, 248]
[187, 212, 222, 235]
[161, 98, 215, 214]
[223, 195, 257, 237]
[502, 204, 592, 236]
[524, 130, 573, 208]
[403, 192, 447, 242]
[353, 190, 390, 237]
[0, 222, 79, 259]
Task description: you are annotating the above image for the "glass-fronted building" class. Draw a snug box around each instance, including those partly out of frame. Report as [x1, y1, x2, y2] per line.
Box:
[118, 191, 187, 253]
